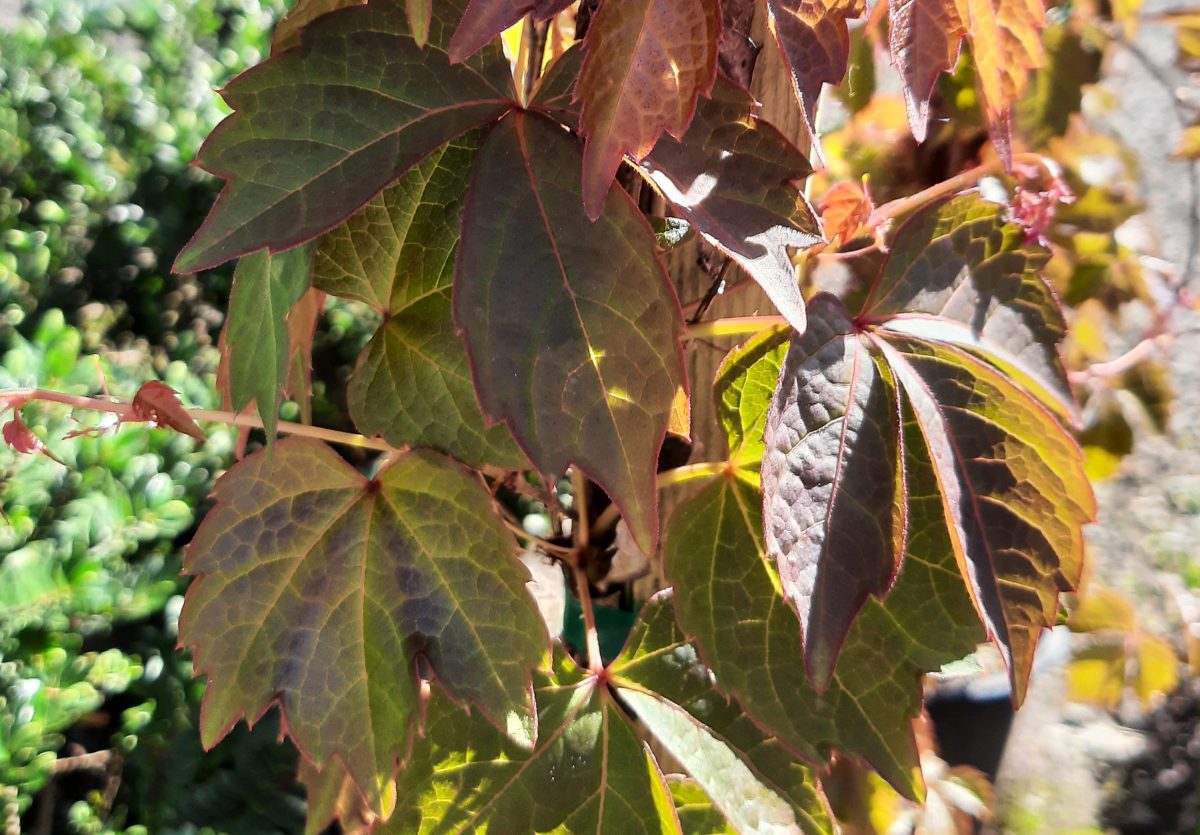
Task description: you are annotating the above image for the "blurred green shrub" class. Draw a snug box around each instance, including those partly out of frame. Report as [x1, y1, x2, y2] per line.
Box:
[0, 1, 324, 831]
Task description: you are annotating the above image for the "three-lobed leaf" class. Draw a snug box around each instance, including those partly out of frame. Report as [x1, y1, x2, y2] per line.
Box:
[455, 112, 685, 553]
[576, 0, 721, 218]
[175, 0, 515, 273]
[314, 137, 525, 469]
[180, 439, 547, 815]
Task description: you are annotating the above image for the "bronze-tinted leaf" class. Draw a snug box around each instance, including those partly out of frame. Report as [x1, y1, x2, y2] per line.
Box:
[887, 0, 964, 141]
[642, 78, 822, 333]
[180, 439, 546, 814]
[455, 112, 685, 552]
[175, 0, 515, 273]
[877, 336, 1093, 699]
[960, 0, 1046, 163]
[766, 0, 865, 128]
[576, 0, 720, 218]
[272, 0, 365, 53]
[450, 0, 575, 63]
[762, 294, 905, 686]
[861, 194, 1075, 423]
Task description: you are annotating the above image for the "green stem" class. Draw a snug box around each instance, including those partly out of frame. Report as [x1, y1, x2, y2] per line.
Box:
[657, 460, 731, 490]
[868, 152, 1053, 227]
[684, 316, 789, 341]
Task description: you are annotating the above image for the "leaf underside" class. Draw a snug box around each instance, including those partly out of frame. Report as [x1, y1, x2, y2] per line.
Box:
[887, 0, 965, 141]
[576, 0, 721, 219]
[175, 0, 515, 273]
[454, 111, 685, 553]
[314, 137, 525, 469]
[180, 439, 546, 815]
[642, 78, 822, 334]
[762, 294, 905, 687]
[766, 0, 865, 129]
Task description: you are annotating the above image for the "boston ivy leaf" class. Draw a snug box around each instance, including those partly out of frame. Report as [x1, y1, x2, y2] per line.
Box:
[223, 243, 313, 440]
[875, 336, 1093, 699]
[766, 0, 864, 128]
[860, 194, 1075, 423]
[180, 439, 546, 814]
[886, 0, 964, 142]
[272, 0, 365, 53]
[612, 592, 835, 835]
[450, 0, 575, 63]
[713, 325, 790, 468]
[642, 78, 822, 334]
[666, 459, 981, 800]
[762, 294, 905, 686]
[314, 138, 525, 469]
[960, 0, 1045, 163]
[576, 0, 721, 218]
[386, 650, 681, 834]
[174, 0, 515, 273]
[129, 381, 207, 443]
[455, 112, 685, 553]
[668, 779, 737, 834]
[530, 43, 583, 126]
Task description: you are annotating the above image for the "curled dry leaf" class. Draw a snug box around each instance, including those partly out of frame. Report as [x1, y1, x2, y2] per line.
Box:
[130, 381, 207, 443]
[3, 413, 65, 465]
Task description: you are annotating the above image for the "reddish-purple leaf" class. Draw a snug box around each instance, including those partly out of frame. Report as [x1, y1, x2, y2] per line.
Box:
[887, 0, 965, 142]
[576, 0, 721, 219]
[860, 194, 1076, 423]
[174, 0, 515, 274]
[3, 414, 64, 464]
[130, 381, 207, 443]
[271, 0, 365, 53]
[766, 0, 866, 129]
[181, 439, 546, 814]
[641, 78, 822, 334]
[454, 112, 685, 553]
[450, 0, 574, 63]
[762, 294, 905, 687]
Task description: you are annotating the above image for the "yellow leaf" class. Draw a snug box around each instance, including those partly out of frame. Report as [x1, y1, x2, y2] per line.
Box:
[1067, 644, 1125, 708]
[1068, 586, 1137, 633]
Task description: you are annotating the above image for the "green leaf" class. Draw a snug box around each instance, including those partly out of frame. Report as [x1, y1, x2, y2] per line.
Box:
[1017, 24, 1101, 146]
[862, 194, 1076, 423]
[642, 79, 822, 334]
[314, 138, 525, 469]
[576, 0, 721, 218]
[612, 593, 835, 835]
[713, 326, 790, 469]
[407, 0, 433, 47]
[298, 756, 384, 835]
[665, 460, 981, 800]
[762, 294, 905, 686]
[385, 650, 681, 834]
[174, 0, 515, 273]
[180, 439, 546, 814]
[455, 112, 685, 553]
[876, 335, 1094, 699]
[223, 243, 313, 440]
[450, 0, 575, 63]
[668, 779, 737, 835]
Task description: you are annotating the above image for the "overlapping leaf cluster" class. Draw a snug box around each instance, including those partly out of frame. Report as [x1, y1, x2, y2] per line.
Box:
[158, 0, 1098, 831]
